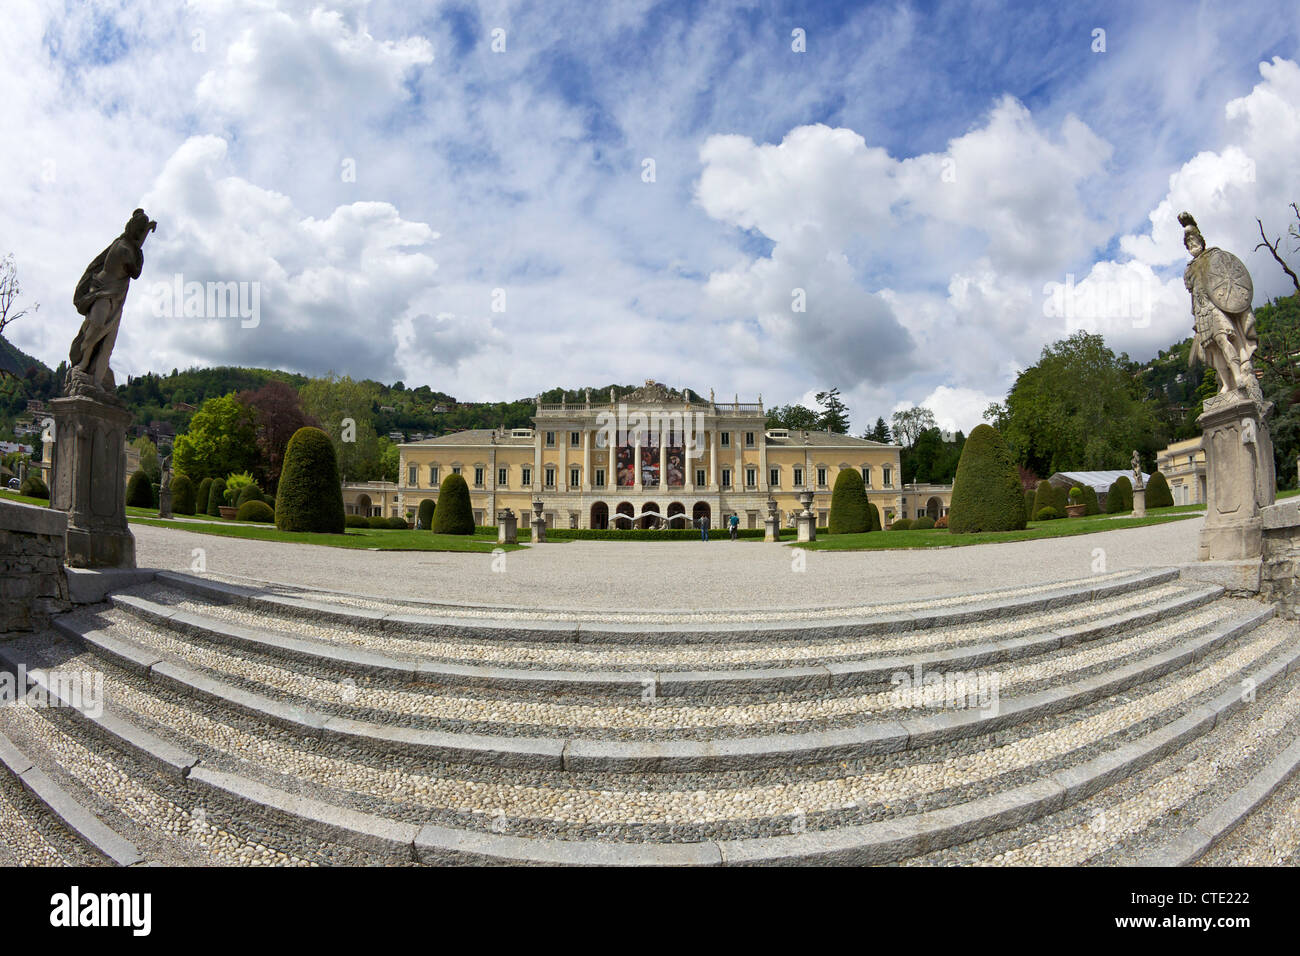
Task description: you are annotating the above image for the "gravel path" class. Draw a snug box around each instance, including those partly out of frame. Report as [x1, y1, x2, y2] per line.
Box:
[131, 516, 1204, 611]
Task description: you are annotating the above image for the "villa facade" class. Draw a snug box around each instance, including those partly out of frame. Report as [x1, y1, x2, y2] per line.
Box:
[342, 381, 951, 529]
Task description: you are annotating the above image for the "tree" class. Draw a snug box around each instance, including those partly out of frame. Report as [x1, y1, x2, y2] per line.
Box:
[431, 472, 474, 535]
[275, 427, 345, 533]
[125, 470, 153, 507]
[828, 468, 870, 534]
[0, 254, 40, 354]
[948, 424, 1027, 534]
[997, 332, 1161, 475]
[891, 406, 937, 449]
[206, 477, 227, 516]
[815, 388, 850, 434]
[299, 373, 382, 482]
[1146, 471, 1174, 508]
[862, 417, 891, 443]
[237, 380, 320, 492]
[1032, 480, 1056, 520]
[766, 404, 821, 431]
[1106, 475, 1133, 514]
[172, 394, 258, 481]
[171, 475, 196, 515]
[417, 498, 436, 530]
[132, 436, 160, 484]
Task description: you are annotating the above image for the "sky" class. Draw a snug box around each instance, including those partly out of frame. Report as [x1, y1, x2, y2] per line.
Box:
[3, 0, 1300, 434]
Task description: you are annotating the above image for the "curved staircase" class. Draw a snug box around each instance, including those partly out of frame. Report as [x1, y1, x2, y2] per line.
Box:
[1, 567, 1297, 866]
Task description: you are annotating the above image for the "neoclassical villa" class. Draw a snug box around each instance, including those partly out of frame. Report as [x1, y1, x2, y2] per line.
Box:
[342, 382, 953, 529]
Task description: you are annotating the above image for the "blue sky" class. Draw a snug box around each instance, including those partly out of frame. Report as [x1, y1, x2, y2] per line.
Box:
[3, 0, 1299, 432]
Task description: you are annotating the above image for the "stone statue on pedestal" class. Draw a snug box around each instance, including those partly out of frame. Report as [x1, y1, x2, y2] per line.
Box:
[66, 208, 157, 403]
[1131, 450, 1144, 490]
[1180, 212, 1276, 562]
[158, 454, 173, 519]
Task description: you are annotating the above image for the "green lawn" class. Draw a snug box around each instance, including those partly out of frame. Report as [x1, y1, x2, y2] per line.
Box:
[796, 510, 1201, 551]
[127, 516, 526, 552]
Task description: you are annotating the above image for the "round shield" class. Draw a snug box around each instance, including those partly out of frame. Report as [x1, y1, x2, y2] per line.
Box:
[1204, 247, 1253, 314]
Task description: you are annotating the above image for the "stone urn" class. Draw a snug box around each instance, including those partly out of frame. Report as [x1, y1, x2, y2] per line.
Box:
[1066, 503, 1087, 518]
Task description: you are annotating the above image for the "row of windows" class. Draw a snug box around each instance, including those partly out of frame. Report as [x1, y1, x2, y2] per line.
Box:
[407, 462, 894, 490]
[539, 430, 772, 449]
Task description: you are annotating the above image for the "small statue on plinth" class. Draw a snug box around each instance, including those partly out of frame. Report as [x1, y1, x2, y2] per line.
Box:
[1131, 449, 1144, 490]
[66, 208, 157, 403]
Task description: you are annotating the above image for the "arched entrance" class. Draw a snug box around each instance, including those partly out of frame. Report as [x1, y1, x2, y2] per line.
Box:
[692, 502, 711, 527]
[638, 501, 661, 529]
[666, 502, 687, 527]
[590, 502, 609, 529]
[926, 496, 942, 520]
[615, 502, 634, 529]
[355, 493, 372, 517]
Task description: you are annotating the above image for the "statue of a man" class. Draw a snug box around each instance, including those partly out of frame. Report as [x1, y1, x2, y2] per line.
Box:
[1131, 449, 1143, 489]
[68, 208, 157, 398]
[1179, 212, 1257, 395]
[160, 453, 172, 493]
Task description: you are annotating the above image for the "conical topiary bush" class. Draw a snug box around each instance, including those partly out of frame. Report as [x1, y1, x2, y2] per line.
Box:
[828, 468, 870, 534]
[948, 424, 1027, 534]
[431, 472, 475, 535]
[274, 427, 345, 533]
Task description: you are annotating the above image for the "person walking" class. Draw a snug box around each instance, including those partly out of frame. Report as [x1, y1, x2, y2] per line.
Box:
[697, 513, 710, 542]
[728, 512, 739, 541]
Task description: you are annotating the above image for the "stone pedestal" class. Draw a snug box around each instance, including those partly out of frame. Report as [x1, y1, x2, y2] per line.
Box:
[1131, 487, 1146, 518]
[796, 512, 816, 542]
[1197, 391, 1275, 562]
[765, 514, 779, 542]
[158, 488, 172, 520]
[497, 509, 517, 545]
[49, 396, 136, 569]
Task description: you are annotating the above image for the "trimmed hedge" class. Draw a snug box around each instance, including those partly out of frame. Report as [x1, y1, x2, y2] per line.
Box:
[417, 499, 436, 530]
[19, 473, 48, 499]
[948, 424, 1027, 533]
[911, 515, 936, 530]
[431, 472, 475, 535]
[890, 518, 912, 530]
[345, 514, 369, 528]
[1036, 506, 1061, 521]
[196, 478, 213, 518]
[1082, 485, 1101, 516]
[1024, 489, 1036, 522]
[1032, 480, 1055, 520]
[235, 500, 275, 523]
[126, 469, 153, 507]
[366, 515, 409, 529]
[275, 427, 345, 534]
[828, 468, 870, 534]
[1146, 470, 1174, 508]
[206, 477, 226, 516]
[1106, 475, 1133, 514]
[868, 503, 882, 532]
[171, 475, 196, 515]
[235, 483, 263, 509]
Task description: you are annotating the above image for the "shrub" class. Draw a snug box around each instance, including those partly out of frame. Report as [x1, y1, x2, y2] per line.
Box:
[171, 475, 196, 515]
[225, 472, 257, 505]
[19, 473, 48, 499]
[1053, 483, 1070, 514]
[275, 427, 345, 533]
[867, 503, 881, 532]
[890, 518, 912, 530]
[431, 472, 474, 535]
[206, 477, 226, 516]
[1036, 506, 1061, 521]
[234, 482, 263, 509]
[828, 468, 870, 534]
[196, 478, 213, 517]
[1146, 470, 1174, 508]
[366, 515, 407, 529]
[1024, 489, 1036, 522]
[948, 425, 1027, 533]
[1069, 485, 1084, 502]
[1082, 485, 1101, 515]
[417, 499, 436, 530]
[235, 500, 275, 523]
[345, 514, 369, 528]
[934, 514, 948, 529]
[125, 469, 153, 507]
[911, 515, 936, 530]
[1032, 480, 1055, 520]
[1106, 475, 1133, 514]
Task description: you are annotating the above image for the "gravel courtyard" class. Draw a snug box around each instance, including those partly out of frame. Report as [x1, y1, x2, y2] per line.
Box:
[131, 515, 1205, 611]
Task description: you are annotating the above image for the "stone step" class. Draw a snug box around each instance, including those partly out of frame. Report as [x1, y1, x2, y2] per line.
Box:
[897, 628, 1300, 866]
[4, 621, 1295, 864]
[105, 584, 1223, 697]
[1193, 747, 1300, 866]
[150, 567, 1182, 644]
[25, 598, 1282, 776]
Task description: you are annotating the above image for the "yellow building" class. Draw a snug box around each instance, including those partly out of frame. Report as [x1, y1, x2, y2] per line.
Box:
[1156, 436, 1207, 506]
[343, 381, 914, 529]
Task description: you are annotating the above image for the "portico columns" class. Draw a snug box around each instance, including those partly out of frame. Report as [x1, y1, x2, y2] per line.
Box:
[582, 429, 591, 492]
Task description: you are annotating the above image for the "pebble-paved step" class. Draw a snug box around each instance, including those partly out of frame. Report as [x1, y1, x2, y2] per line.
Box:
[0, 723, 112, 867]
[0, 649, 399, 866]
[1194, 747, 1300, 866]
[79, 597, 1243, 740]
[152, 568, 1182, 644]
[897, 626, 1300, 866]
[9, 617, 1298, 865]
[51, 600, 1273, 770]
[2, 613, 1289, 858]
[105, 582, 1222, 696]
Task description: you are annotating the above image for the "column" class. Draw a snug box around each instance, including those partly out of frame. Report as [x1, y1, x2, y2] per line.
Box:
[658, 420, 667, 493]
[634, 428, 642, 492]
[533, 436, 542, 493]
[759, 429, 769, 493]
[710, 427, 719, 489]
[558, 426, 568, 491]
[734, 429, 742, 490]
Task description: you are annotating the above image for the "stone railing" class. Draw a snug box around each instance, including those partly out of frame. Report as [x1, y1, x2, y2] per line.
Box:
[1261, 498, 1300, 619]
[0, 499, 70, 634]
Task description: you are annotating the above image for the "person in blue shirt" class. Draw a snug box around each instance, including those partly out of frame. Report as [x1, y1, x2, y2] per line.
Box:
[728, 513, 739, 540]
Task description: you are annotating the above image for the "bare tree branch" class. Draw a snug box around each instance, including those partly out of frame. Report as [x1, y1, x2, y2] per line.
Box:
[1256, 217, 1300, 294]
